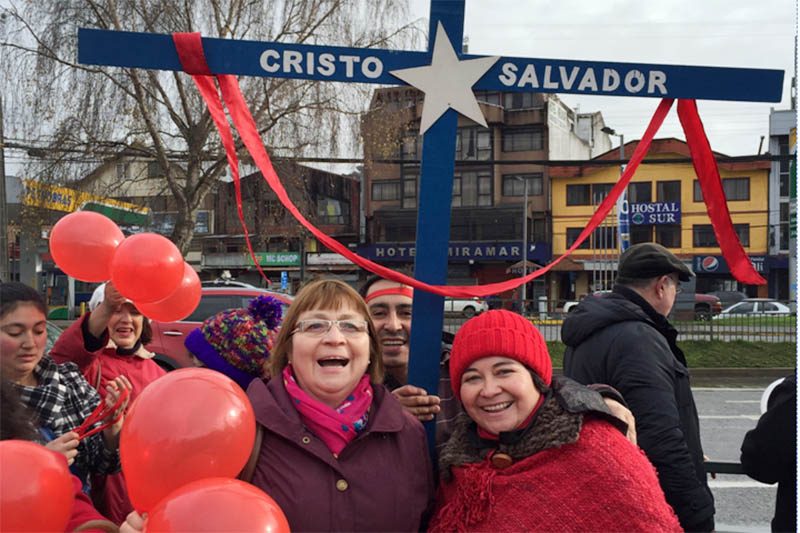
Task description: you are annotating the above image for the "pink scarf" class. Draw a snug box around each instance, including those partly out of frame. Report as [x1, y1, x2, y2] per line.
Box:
[282, 365, 373, 457]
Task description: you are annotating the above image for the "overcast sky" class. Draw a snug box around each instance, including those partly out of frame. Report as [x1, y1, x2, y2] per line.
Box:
[408, 0, 797, 156]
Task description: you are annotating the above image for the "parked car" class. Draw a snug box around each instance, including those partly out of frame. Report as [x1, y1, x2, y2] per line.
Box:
[200, 279, 260, 289]
[147, 287, 293, 370]
[563, 291, 610, 314]
[693, 293, 723, 321]
[564, 291, 721, 320]
[444, 297, 488, 318]
[707, 290, 748, 309]
[45, 321, 64, 355]
[714, 298, 793, 319]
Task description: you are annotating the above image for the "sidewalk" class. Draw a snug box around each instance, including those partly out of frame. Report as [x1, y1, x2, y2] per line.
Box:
[553, 367, 793, 388]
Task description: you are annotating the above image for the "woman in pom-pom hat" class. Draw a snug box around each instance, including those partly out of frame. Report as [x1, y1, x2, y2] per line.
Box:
[184, 294, 283, 390]
[428, 310, 681, 533]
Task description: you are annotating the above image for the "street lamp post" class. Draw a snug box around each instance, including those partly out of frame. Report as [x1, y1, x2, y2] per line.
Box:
[601, 127, 628, 289]
[514, 176, 528, 314]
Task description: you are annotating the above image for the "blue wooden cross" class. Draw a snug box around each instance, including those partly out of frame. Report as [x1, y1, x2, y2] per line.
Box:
[78, 1, 783, 448]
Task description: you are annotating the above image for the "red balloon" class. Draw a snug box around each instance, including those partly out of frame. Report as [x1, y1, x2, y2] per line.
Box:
[121, 369, 256, 512]
[111, 233, 184, 303]
[137, 262, 201, 322]
[145, 478, 290, 533]
[0, 440, 74, 532]
[49, 211, 124, 282]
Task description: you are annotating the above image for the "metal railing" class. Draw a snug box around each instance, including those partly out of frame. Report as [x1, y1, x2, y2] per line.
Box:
[441, 298, 796, 343]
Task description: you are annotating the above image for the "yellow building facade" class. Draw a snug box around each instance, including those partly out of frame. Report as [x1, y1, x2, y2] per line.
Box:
[550, 138, 770, 303]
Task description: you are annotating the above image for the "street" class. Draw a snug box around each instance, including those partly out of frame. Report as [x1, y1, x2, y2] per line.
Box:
[695, 386, 781, 532]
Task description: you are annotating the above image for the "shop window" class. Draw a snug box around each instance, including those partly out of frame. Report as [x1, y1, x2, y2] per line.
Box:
[502, 127, 543, 152]
[504, 93, 541, 110]
[693, 225, 716, 247]
[456, 127, 491, 161]
[475, 91, 501, 106]
[656, 180, 681, 202]
[592, 226, 618, 250]
[317, 197, 350, 225]
[152, 210, 211, 235]
[453, 170, 492, 207]
[147, 161, 163, 178]
[630, 225, 652, 244]
[694, 178, 750, 202]
[371, 181, 401, 201]
[401, 134, 419, 160]
[780, 202, 790, 250]
[723, 177, 750, 201]
[502, 174, 543, 196]
[591, 183, 614, 203]
[402, 173, 417, 209]
[566, 227, 590, 249]
[656, 225, 681, 248]
[733, 223, 750, 247]
[779, 136, 790, 197]
[566, 184, 591, 206]
[628, 182, 651, 203]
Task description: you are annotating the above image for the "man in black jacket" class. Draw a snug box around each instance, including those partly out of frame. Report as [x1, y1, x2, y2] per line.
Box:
[741, 373, 797, 532]
[562, 242, 715, 532]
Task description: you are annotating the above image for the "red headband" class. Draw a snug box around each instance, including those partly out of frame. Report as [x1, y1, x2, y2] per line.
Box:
[365, 286, 414, 303]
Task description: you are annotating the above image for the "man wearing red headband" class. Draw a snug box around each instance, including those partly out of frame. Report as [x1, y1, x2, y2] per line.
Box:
[359, 277, 455, 444]
[359, 275, 637, 448]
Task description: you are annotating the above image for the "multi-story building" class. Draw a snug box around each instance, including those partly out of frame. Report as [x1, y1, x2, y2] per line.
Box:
[768, 107, 796, 300]
[551, 138, 771, 304]
[359, 87, 610, 301]
[202, 162, 360, 290]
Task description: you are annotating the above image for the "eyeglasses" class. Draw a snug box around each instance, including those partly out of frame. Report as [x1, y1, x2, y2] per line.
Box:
[292, 319, 369, 337]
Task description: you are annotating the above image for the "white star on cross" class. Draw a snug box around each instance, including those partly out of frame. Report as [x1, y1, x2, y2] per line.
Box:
[390, 23, 500, 135]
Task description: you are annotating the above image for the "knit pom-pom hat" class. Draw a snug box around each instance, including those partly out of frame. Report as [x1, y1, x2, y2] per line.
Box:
[184, 295, 282, 390]
[449, 310, 552, 400]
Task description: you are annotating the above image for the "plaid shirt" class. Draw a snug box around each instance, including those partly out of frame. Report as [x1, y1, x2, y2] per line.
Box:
[15, 355, 119, 475]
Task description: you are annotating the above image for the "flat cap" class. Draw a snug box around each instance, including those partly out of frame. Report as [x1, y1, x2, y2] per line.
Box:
[617, 242, 694, 282]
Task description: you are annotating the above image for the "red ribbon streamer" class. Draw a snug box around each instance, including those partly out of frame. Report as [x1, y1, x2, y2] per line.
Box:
[171, 33, 761, 296]
[172, 33, 272, 286]
[677, 100, 766, 284]
[74, 388, 130, 441]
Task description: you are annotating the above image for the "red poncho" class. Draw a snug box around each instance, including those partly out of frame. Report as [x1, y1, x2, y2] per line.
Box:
[430, 417, 681, 532]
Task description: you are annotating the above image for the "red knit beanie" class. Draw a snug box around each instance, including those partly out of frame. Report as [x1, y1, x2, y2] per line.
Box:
[449, 310, 552, 400]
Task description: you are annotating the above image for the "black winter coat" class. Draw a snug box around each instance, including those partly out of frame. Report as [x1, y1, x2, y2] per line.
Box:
[561, 285, 715, 532]
[740, 373, 797, 532]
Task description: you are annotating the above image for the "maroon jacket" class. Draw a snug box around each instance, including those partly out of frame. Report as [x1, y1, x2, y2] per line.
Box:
[247, 377, 434, 532]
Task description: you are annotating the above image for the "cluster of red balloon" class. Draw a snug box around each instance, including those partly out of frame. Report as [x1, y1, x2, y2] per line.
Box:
[0, 441, 75, 532]
[48, 211, 201, 322]
[120, 369, 290, 532]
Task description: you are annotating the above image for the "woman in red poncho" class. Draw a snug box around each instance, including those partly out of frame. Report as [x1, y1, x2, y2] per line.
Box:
[428, 310, 681, 533]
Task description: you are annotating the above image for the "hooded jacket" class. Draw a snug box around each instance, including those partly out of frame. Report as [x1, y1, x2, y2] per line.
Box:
[561, 285, 715, 532]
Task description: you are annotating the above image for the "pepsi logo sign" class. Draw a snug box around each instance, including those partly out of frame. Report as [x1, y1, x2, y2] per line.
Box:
[700, 256, 719, 272]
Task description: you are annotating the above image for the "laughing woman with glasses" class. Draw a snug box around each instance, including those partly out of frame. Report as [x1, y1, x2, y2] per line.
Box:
[245, 278, 433, 532]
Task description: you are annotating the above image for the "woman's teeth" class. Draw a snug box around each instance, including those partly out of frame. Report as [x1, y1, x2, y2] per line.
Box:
[482, 401, 512, 412]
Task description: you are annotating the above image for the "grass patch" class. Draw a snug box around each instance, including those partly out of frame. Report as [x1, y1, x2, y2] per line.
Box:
[547, 341, 795, 368]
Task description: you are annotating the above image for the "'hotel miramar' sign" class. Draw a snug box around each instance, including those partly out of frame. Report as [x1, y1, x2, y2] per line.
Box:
[358, 241, 551, 263]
